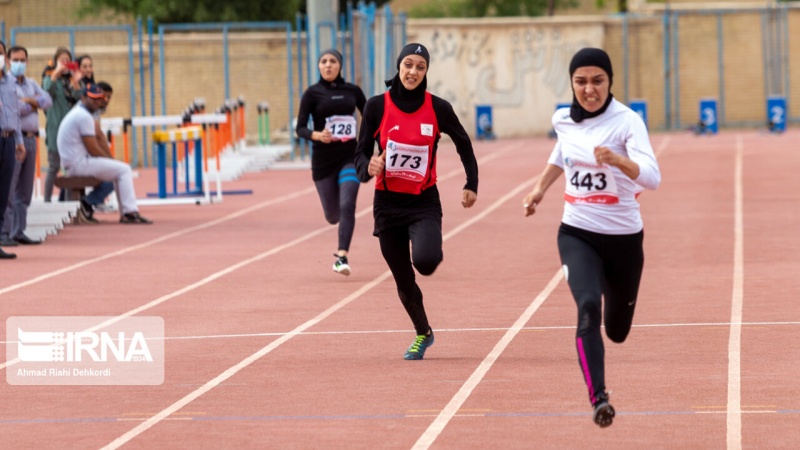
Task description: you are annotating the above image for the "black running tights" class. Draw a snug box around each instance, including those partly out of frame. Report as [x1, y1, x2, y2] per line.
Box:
[314, 164, 360, 252]
[378, 218, 443, 335]
[557, 223, 644, 406]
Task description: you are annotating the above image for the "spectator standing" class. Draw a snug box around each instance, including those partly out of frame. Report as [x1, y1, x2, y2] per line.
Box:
[0, 46, 52, 246]
[0, 40, 27, 259]
[42, 47, 81, 202]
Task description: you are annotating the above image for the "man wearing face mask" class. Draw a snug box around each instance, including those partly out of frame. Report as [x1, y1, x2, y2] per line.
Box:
[0, 46, 52, 247]
[0, 41, 27, 259]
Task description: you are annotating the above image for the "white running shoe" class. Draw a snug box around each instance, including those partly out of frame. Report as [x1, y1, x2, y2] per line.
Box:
[332, 255, 351, 276]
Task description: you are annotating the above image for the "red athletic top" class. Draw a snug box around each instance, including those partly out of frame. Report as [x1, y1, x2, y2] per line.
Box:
[375, 91, 440, 194]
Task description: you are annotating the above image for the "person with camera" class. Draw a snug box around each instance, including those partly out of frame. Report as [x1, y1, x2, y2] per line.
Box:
[42, 47, 82, 202]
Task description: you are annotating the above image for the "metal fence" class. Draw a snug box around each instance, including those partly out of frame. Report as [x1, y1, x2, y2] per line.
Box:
[8, 2, 404, 167]
[9, 4, 798, 168]
[293, 3, 406, 158]
[609, 3, 797, 131]
[9, 25, 142, 162]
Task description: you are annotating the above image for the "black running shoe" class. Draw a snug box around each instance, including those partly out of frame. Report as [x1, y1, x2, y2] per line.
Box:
[120, 212, 153, 224]
[593, 394, 615, 428]
[78, 200, 99, 224]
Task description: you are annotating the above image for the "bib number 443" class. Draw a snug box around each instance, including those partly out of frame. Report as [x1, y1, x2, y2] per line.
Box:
[570, 171, 607, 191]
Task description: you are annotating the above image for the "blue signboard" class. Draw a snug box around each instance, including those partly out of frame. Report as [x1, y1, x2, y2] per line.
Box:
[766, 96, 787, 133]
[476, 105, 494, 140]
[699, 98, 718, 134]
[629, 100, 648, 129]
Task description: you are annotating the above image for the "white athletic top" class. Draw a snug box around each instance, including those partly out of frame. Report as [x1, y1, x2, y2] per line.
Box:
[57, 103, 96, 169]
[548, 98, 661, 235]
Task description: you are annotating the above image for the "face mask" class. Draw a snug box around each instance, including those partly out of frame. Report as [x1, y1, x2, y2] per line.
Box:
[0, 55, 5, 70]
[10, 61, 26, 77]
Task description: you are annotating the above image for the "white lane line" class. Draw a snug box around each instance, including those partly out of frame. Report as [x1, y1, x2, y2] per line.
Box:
[727, 135, 744, 450]
[100, 152, 535, 449]
[0, 216, 333, 371]
[4, 320, 798, 345]
[411, 270, 563, 450]
[2, 141, 515, 299]
[411, 134, 671, 449]
[2, 143, 523, 372]
[0, 186, 317, 297]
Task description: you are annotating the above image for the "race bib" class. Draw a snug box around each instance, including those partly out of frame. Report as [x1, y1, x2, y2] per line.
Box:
[385, 139, 429, 182]
[563, 158, 619, 204]
[325, 115, 357, 142]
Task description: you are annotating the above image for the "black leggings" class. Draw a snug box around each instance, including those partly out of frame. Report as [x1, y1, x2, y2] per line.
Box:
[378, 218, 443, 335]
[314, 164, 360, 252]
[557, 223, 644, 406]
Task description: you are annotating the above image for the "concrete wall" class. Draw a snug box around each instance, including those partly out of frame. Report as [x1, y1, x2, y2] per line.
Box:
[5, 1, 799, 162]
[406, 7, 797, 136]
[407, 17, 605, 137]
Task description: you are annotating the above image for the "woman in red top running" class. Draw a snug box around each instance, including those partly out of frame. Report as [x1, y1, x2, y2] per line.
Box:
[355, 43, 479, 360]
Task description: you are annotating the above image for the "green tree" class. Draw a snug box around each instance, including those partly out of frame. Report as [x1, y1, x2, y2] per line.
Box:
[79, 0, 302, 24]
[595, 0, 627, 13]
[79, 0, 394, 24]
[408, 0, 578, 18]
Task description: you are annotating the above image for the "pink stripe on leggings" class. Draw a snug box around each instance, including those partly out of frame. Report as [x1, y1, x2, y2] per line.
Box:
[577, 337, 596, 404]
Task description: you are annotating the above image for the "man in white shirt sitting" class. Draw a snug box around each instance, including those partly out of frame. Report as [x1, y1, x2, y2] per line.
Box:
[57, 84, 151, 224]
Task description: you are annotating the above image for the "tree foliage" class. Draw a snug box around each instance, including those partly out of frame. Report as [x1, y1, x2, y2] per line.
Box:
[78, 0, 302, 24]
[79, 0, 393, 24]
[408, 0, 578, 19]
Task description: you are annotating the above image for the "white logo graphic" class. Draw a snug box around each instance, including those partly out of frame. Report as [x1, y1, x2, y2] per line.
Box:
[389, 125, 400, 133]
[17, 329, 66, 362]
[415, 45, 422, 54]
[420, 124, 433, 136]
[8, 316, 164, 386]
[562, 264, 569, 281]
[18, 328, 153, 362]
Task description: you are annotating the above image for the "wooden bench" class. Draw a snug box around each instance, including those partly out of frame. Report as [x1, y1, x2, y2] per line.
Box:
[54, 176, 102, 202]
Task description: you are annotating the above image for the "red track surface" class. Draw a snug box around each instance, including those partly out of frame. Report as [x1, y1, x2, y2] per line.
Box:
[1, 130, 798, 449]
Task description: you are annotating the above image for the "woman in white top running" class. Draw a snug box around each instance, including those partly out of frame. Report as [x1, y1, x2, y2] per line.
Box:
[523, 47, 661, 428]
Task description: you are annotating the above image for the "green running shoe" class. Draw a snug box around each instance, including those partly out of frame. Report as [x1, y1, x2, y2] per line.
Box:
[404, 330, 434, 360]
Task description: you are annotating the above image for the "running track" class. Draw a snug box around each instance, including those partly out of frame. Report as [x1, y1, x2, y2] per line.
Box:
[1, 130, 798, 449]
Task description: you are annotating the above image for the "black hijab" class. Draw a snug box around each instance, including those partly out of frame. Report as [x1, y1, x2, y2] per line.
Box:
[318, 48, 345, 86]
[568, 47, 614, 123]
[385, 43, 430, 113]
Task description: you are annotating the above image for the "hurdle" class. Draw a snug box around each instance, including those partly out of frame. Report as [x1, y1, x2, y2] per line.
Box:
[141, 125, 219, 206]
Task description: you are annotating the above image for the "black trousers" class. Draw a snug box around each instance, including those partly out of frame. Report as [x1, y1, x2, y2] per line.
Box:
[557, 223, 644, 406]
[378, 218, 443, 335]
[0, 136, 17, 234]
